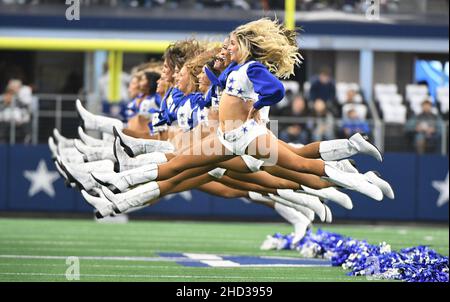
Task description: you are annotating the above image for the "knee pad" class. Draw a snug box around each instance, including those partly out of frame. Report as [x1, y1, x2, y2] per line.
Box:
[288, 142, 305, 148]
[208, 168, 227, 179]
[241, 155, 264, 172]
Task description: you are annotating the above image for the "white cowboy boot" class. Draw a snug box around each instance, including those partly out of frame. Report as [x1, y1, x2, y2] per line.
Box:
[57, 146, 85, 164]
[62, 162, 99, 191]
[267, 193, 316, 222]
[53, 128, 75, 148]
[319, 133, 382, 162]
[75, 159, 114, 173]
[323, 162, 384, 201]
[274, 202, 311, 245]
[275, 189, 326, 222]
[299, 186, 353, 210]
[364, 171, 395, 199]
[78, 126, 104, 147]
[247, 191, 272, 203]
[113, 138, 167, 172]
[101, 182, 160, 214]
[60, 158, 114, 191]
[328, 160, 394, 200]
[327, 159, 359, 173]
[81, 190, 115, 218]
[91, 163, 158, 193]
[48, 136, 58, 159]
[113, 126, 175, 157]
[324, 204, 333, 223]
[76, 99, 124, 134]
[74, 140, 116, 162]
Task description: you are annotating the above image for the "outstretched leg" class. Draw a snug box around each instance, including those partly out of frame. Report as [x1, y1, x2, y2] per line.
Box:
[156, 134, 235, 180]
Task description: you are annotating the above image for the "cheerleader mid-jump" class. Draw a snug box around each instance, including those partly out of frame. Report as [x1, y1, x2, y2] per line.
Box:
[50, 19, 394, 244]
[77, 19, 393, 214]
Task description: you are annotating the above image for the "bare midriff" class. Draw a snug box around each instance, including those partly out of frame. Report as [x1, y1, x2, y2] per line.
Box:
[219, 93, 253, 132]
[127, 115, 151, 134]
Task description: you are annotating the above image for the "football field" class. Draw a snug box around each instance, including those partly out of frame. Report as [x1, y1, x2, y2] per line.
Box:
[0, 218, 447, 282]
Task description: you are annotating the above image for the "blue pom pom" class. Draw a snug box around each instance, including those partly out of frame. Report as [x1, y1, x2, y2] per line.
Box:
[265, 229, 448, 282]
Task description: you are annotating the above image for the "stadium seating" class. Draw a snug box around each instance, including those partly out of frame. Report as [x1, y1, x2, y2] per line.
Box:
[374, 83, 407, 124]
[336, 82, 361, 105]
[405, 84, 430, 115]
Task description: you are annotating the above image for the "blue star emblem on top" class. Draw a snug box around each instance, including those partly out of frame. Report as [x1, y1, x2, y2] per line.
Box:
[179, 113, 185, 118]
[242, 126, 248, 133]
[236, 88, 244, 95]
[227, 85, 234, 93]
[214, 99, 220, 105]
[200, 114, 205, 120]
[229, 78, 235, 84]
[250, 120, 257, 126]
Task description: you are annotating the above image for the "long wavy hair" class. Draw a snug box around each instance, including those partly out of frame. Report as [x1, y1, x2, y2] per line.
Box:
[232, 18, 302, 79]
[184, 47, 221, 92]
[163, 38, 206, 72]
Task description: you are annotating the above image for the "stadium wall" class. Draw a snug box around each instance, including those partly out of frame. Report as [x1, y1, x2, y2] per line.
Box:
[0, 144, 448, 222]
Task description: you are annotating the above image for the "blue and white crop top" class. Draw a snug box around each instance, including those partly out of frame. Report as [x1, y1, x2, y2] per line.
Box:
[221, 61, 285, 123]
[204, 67, 228, 110]
[154, 87, 185, 127]
[176, 92, 204, 132]
[125, 93, 161, 121]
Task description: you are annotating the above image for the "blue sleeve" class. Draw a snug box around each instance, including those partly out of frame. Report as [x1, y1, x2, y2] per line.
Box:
[218, 62, 237, 89]
[194, 93, 209, 110]
[155, 94, 162, 108]
[202, 89, 213, 108]
[247, 63, 285, 110]
[205, 67, 220, 87]
[165, 89, 185, 125]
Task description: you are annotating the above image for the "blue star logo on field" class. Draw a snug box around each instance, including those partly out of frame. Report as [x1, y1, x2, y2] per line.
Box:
[158, 253, 331, 268]
[432, 172, 449, 207]
[23, 160, 59, 198]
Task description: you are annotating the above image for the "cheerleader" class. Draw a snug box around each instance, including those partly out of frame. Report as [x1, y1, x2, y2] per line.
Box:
[91, 19, 392, 215]
[123, 71, 162, 137]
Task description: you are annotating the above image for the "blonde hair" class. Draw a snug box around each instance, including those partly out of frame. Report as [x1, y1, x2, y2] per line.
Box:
[232, 18, 302, 79]
[184, 48, 220, 92]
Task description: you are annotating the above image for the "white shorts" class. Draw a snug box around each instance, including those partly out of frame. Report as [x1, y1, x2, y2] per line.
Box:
[217, 119, 268, 156]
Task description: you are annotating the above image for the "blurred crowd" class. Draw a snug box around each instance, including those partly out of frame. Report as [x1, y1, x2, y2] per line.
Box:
[0, 79, 33, 143]
[271, 67, 448, 154]
[0, 0, 401, 12]
[272, 67, 371, 146]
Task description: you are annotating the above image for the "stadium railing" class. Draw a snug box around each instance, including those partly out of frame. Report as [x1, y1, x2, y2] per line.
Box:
[0, 93, 448, 155]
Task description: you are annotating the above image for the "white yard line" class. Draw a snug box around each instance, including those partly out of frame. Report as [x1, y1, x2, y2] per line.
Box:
[0, 272, 309, 280]
[0, 254, 186, 262]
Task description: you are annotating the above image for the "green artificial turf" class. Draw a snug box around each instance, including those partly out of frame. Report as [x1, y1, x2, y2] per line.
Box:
[0, 218, 447, 282]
